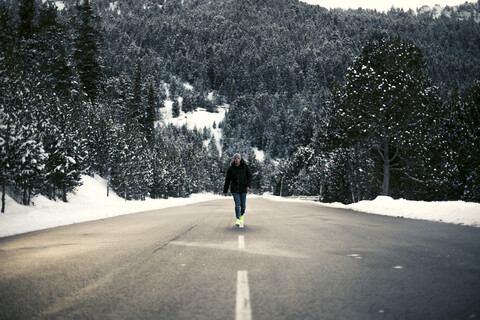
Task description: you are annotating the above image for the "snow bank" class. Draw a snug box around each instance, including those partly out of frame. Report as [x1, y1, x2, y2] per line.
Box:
[1, 178, 478, 238]
[339, 196, 480, 227]
[263, 194, 480, 227]
[0, 175, 224, 238]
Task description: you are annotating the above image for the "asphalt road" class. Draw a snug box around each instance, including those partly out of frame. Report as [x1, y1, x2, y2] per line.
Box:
[0, 198, 479, 320]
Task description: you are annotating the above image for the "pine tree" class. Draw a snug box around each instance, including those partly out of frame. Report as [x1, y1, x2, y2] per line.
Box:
[291, 107, 316, 154]
[334, 36, 439, 198]
[460, 79, 480, 201]
[37, 1, 73, 100]
[0, 4, 13, 210]
[0, 2, 14, 56]
[0, 104, 47, 209]
[284, 146, 321, 196]
[321, 148, 358, 203]
[145, 82, 157, 143]
[172, 99, 180, 118]
[151, 135, 168, 199]
[206, 138, 222, 193]
[0, 59, 49, 209]
[18, 0, 36, 39]
[410, 89, 462, 200]
[111, 91, 154, 200]
[43, 96, 86, 202]
[0, 104, 9, 213]
[245, 148, 261, 192]
[71, 0, 102, 104]
[128, 59, 144, 125]
[70, 0, 104, 176]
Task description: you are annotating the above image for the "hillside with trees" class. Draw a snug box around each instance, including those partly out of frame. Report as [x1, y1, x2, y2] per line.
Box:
[1, 0, 479, 213]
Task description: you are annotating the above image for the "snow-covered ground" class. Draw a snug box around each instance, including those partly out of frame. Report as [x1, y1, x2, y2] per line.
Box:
[0, 175, 224, 238]
[157, 83, 227, 153]
[0, 175, 478, 238]
[263, 194, 480, 228]
[159, 100, 226, 152]
[328, 196, 480, 227]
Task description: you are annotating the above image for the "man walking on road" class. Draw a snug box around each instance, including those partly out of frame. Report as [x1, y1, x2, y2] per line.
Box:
[224, 153, 252, 226]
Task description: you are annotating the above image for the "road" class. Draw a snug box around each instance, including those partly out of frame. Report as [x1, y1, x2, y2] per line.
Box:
[0, 198, 479, 320]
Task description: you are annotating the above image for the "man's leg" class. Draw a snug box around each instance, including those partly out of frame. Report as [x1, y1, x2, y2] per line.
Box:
[240, 192, 247, 216]
[232, 192, 241, 219]
[239, 193, 247, 224]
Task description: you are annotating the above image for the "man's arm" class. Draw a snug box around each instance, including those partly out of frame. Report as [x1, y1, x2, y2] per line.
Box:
[223, 168, 232, 195]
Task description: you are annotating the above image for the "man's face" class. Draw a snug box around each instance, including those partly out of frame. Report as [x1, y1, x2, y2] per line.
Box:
[235, 157, 241, 166]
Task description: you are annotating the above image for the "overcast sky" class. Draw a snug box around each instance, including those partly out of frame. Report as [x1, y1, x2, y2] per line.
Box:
[299, 0, 472, 12]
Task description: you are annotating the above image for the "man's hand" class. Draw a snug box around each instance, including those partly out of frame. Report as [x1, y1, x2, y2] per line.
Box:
[223, 193, 227, 196]
[246, 187, 251, 192]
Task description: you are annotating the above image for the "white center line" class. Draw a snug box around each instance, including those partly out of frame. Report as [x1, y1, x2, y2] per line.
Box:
[236, 270, 252, 320]
[238, 235, 245, 249]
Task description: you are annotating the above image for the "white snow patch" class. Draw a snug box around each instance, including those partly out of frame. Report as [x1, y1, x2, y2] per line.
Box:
[109, 1, 121, 15]
[158, 99, 226, 154]
[55, 1, 65, 10]
[0, 175, 224, 238]
[109, 1, 118, 10]
[252, 147, 265, 162]
[156, 82, 227, 153]
[164, 107, 225, 133]
[262, 194, 480, 228]
[183, 82, 194, 91]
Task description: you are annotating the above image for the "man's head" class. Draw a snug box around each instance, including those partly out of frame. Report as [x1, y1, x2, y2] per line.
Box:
[233, 153, 241, 166]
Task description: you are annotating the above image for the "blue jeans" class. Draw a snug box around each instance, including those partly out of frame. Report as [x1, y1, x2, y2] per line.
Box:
[232, 192, 247, 219]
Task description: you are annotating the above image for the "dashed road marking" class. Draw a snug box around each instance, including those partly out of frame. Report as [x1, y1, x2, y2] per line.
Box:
[238, 235, 245, 249]
[236, 270, 252, 320]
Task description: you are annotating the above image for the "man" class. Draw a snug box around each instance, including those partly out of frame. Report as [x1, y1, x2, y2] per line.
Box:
[223, 153, 252, 226]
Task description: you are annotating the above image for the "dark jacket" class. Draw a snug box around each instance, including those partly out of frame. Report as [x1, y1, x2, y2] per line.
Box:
[223, 159, 252, 193]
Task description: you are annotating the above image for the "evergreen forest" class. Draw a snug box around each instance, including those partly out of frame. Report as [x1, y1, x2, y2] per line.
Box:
[1, 0, 480, 213]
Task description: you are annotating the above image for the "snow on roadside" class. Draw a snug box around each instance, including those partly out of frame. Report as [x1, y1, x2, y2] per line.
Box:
[0, 175, 224, 238]
[1, 176, 479, 238]
[332, 196, 480, 227]
[262, 194, 480, 227]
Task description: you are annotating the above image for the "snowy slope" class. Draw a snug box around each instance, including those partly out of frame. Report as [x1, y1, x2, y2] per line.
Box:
[156, 83, 227, 153]
[159, 98, 226, 152]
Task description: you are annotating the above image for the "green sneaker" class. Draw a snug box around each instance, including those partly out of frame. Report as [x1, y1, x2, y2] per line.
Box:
[236, 218, 241, 226]
[240, 215, 245, 223]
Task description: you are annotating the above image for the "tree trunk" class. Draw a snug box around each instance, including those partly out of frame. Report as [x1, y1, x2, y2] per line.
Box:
[62, 183, 67, 202]
[23, 184, 27, 205]
[382, 162, 390, 196]
[381, 139, 390, 196]
[1, 180, 6, 213]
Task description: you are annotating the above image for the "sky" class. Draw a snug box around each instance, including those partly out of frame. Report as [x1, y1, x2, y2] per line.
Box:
[299, 0, 472, 12]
